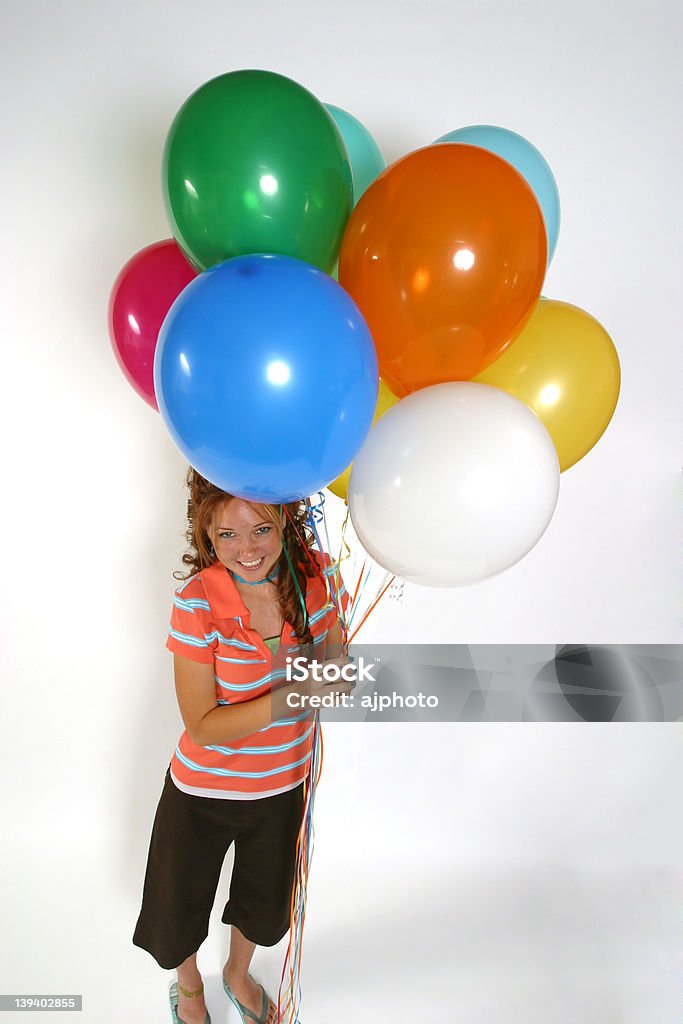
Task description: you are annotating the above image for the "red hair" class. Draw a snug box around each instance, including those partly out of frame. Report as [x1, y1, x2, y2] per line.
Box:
[174, 467, 319, 645]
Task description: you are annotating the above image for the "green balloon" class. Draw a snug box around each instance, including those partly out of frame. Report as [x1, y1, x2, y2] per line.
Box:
[163, 70, 353, 272]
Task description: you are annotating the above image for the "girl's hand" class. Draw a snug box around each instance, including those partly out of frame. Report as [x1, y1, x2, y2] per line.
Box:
[298, 655, 357, 701]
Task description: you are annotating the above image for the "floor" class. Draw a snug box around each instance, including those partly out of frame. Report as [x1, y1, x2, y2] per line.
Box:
[2, 840, 680, 1023]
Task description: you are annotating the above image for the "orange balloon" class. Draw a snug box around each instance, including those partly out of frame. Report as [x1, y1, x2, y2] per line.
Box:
[338, 144, 547, 396]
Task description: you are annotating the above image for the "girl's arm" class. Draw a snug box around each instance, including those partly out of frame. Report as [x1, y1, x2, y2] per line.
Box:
[174, 654, 304, 746]
[174, 651, 353, 747]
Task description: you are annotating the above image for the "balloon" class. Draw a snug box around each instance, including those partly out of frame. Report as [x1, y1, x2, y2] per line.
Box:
[339, 144, 547, 397]
[324, 104, 386, 203]
[155, 254, 378, 503]
[348, 382, 559, 586]
[163, 70, 352, 272]
[474, 298, 620, 471]
[434, 125, 560, 265]
[327, 379, 398, 501]
[107, 240, 197, 410]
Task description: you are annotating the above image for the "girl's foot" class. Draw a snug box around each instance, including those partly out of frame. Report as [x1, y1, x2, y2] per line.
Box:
[223, 967, 276, 1024]
[174, 978, 209, 1024]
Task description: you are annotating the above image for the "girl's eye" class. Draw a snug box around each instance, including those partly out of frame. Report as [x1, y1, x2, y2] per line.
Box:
[218, 527, 270, 539]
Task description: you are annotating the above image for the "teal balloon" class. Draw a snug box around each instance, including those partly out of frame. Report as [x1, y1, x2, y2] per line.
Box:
[325, 104, 386, 204]
[433, 125, 560, 265]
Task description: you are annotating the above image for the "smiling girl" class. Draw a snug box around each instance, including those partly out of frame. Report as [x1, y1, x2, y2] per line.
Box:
[133, 468, 351, 1024]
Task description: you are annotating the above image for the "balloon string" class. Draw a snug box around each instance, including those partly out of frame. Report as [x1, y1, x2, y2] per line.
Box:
[275, 497, 396, 1021]
[349, 555, 368, 611]
[305, 497, 344, 629]
[337, 506, 353, 576]
[336, 505, 397, 641]
[346, 561, 375, 632]
[281, 500, 333, 641]
[283, 501, 327, 590]
[284, 496, 348, 647]
[347, 572, 395, 645]
[309, 496, 349, 645]
[336, 509, 357, 644]
[337, 510, 354, 621]
[277, 713, 324, 1024]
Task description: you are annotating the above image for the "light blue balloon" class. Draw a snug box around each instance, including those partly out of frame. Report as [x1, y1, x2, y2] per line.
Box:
[325, 104, 386, 204]
[433, 125, 560, 266]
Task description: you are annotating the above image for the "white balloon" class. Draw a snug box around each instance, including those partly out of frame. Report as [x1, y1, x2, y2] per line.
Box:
[348, 382, 560, 586]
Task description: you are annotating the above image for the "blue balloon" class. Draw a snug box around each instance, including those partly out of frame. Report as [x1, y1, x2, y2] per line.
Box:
[325, 104, 386, 204]
[433, 125, 560, 265]
[154, 254, 378, 503]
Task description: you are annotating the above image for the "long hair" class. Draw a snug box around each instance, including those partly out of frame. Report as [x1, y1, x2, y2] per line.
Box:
[174, 467, 318, 646]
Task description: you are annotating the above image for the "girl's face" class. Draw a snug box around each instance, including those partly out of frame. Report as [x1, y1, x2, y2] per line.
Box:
[209, 499, 283, 581]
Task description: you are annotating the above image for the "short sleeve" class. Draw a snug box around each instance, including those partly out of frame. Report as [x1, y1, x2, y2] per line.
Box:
[165, 579, 217, 664]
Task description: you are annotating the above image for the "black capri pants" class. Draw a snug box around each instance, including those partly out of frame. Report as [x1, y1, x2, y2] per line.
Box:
[132, 768, 305, 969]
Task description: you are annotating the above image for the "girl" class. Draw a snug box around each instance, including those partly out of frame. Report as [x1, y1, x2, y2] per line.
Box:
[133, 468, 351, 1024]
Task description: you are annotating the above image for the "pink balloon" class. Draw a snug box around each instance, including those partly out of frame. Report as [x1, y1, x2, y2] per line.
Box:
[108, 240, 197, 410]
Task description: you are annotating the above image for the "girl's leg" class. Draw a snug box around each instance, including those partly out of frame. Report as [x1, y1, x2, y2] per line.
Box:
[223, 926, 277, 1024]
[175, 951, 209, 1024]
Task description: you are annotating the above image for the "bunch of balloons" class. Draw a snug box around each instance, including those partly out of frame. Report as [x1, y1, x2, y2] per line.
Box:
[108, 69, 620, 585]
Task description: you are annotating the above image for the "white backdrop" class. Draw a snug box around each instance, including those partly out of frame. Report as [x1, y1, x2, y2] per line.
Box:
[1, 1, 681, 1022]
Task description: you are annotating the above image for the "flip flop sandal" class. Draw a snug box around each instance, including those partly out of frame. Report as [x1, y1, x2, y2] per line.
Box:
[222, 975, 273, 1024]
[169, 981, 211, 1024]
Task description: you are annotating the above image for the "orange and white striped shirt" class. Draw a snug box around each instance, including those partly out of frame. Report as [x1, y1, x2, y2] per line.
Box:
[165, 550, 348, 799]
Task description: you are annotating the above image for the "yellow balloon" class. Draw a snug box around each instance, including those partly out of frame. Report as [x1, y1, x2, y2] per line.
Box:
[328, 379, 399, 500]
[474, 298, 620, 471]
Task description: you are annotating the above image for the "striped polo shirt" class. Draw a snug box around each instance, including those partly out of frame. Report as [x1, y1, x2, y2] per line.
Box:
[165, 549, 348, 799]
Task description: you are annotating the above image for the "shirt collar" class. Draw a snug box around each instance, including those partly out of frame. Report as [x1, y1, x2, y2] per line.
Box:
[200, 559, 251, 620]
[200, 553, 326, 624]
